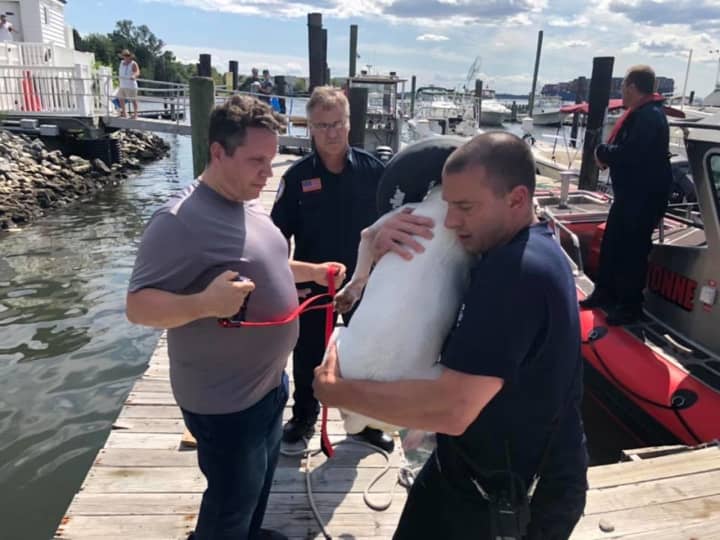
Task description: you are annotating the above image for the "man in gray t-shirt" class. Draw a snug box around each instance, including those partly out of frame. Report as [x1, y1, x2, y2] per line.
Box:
[127, 95, 345, 540]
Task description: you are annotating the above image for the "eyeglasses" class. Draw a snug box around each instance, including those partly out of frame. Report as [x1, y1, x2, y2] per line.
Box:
[310, 120, 348, 131]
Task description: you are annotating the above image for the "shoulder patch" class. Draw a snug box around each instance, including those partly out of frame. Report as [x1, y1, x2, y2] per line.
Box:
[275, 178, 286, 202]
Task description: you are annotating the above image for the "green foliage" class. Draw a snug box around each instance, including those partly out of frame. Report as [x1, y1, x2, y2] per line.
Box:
[293, 79, 307, 93]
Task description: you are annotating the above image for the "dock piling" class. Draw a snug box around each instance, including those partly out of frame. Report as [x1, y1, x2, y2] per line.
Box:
[349, 25, 358, 78]
[348, 86, 368, 149]
[198, 54, 212, 78]
[410, 75, 416, 118]
[308, 13, 324, 92]
[475, 79, 483, 127]
[229, 60, 239, 90]
[579, 57, 614, 191]
[189, 77, 215, 178]
[528, 30, 544, 117]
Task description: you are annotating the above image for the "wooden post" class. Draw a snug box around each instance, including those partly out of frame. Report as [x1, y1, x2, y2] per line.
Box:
[410, 75, 416, 118]
[578, 57, 614, 191]
[198, 54, 212, 78]
[308, 13, 324, 91]
[348, 86, 368, 149]
[475, 79, 483, 127]
[229, 60, 239, 90]
[322, 28, 329, 85]
[349, 25, 358, 78]
[190, 77, 215, 178]
[528, 30, 543, 117]
[570, 76, 587, 148]
[511, 101, 518, 123]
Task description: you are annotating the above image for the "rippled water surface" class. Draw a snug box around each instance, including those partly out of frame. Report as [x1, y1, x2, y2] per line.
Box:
[0, 134, 192, 540]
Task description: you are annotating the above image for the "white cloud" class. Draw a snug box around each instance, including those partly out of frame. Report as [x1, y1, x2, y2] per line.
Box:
[417, 34, 449, 42]
[547, 15, 590, 27]
[547, 40, 591, 49]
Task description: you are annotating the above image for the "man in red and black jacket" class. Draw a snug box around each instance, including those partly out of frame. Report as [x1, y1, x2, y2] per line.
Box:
[581, 65, 673, 325]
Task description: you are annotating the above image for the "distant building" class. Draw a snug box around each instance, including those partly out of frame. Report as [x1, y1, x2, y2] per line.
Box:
[542, 75, 674, 101]
[0, 0, 72, 48]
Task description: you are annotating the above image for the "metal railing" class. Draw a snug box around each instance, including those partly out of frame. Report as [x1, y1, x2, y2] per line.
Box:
[0, 41, 94, 67]
[0, 63, 309, 140]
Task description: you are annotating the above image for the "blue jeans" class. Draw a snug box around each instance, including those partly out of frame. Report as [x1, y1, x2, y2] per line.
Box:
[182, 372, 289, 540]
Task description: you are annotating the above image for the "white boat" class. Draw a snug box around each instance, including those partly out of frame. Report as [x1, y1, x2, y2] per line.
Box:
[478, 89, 510, 126]
[413, 86, 464, 135]
[532, 95, 563, 126]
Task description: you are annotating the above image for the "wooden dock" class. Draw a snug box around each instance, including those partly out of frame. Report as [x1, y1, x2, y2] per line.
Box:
[55, 153, 720, 539]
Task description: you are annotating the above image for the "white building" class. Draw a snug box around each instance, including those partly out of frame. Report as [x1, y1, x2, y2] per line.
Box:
[0, 0, 72, 48]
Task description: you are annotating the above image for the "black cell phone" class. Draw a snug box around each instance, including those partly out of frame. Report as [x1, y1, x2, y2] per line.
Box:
[218, 275, 252, 326]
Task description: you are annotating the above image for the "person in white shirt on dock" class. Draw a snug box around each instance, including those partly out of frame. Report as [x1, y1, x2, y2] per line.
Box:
[0, 15, 14, 42]
[118, 49, 140, 119]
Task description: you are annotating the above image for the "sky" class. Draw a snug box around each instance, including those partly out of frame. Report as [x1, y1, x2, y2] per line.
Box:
[66, 0, 720, 98]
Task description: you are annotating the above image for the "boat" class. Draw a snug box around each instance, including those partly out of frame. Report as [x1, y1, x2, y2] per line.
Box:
[348, 73, 406, 157]
[531, 95, 563, 126]
[478, 88, 510, 126]
[413, 86, 464, 135]
[534, 118, 720, 446]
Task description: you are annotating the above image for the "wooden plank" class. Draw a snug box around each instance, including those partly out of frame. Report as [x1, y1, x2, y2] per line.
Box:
[81, 466, 403, 494]
[584, 468, 720, 515]
[103, 431, 354, 451]
[56, 513, 398, 539]
[111, 418, 186, 433]
[108, 419, 365, 437]
[66, 492, 406, 516]
[571, 494, 720, 539]
[607, 517, 720, 539]
[587, 447, 720, 489]
[96, 442, 404, 469]
[118, 405, 183, 419]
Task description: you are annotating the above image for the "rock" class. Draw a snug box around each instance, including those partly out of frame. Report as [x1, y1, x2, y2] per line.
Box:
[91, 158, 111, 175]
[0, 128, 167, 231]
[71, 164, 92, 174]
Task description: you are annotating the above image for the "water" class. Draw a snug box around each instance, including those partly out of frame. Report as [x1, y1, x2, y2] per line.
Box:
[0, 131, 635, 540]
[0, 134, 192, 540]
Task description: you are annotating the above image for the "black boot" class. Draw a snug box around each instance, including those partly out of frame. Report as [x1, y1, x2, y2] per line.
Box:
[353, 427, 395, 453]
[579, 288, 615, 310]
[606, 304, 643, 326]
[282, 416, 316, 444]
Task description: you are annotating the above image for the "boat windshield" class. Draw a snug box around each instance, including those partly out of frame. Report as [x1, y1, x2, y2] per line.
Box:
[351, 82, 396, 115]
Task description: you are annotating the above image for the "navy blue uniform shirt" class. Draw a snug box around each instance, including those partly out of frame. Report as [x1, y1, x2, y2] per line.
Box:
[596, 101, 672, 203]
[271, 147, 384, 278]
[438, 222, 588, 489]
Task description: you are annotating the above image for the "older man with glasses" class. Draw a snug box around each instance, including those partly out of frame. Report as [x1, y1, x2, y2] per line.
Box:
[271, 85, 395, 451]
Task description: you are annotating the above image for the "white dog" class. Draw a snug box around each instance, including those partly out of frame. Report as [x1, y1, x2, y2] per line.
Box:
[331, 185, 472, 434]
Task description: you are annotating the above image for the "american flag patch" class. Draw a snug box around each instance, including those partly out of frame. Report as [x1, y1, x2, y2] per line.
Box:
[301, 177, 322, 192]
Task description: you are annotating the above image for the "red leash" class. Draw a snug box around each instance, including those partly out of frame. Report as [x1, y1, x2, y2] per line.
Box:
[218, 266, 339, 458]
[320, 266, 337, 458]
[218, 291, 332, 328]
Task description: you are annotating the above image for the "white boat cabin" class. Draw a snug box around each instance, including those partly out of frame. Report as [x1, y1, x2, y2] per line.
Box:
[0, 0, 71, 47]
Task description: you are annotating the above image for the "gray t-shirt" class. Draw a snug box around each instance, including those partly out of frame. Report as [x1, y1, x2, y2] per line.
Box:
[129, 181, 299, 414]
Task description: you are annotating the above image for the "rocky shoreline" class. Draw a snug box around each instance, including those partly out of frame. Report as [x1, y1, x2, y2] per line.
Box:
[0, 130, 170, 230]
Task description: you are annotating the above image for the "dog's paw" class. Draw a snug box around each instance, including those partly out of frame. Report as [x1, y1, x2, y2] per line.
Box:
[334, 286, 360, 314]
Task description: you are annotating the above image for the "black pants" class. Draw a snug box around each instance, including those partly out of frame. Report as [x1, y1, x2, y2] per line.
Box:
[595, 197, 668, 307]
[394, 452, 586, 540]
